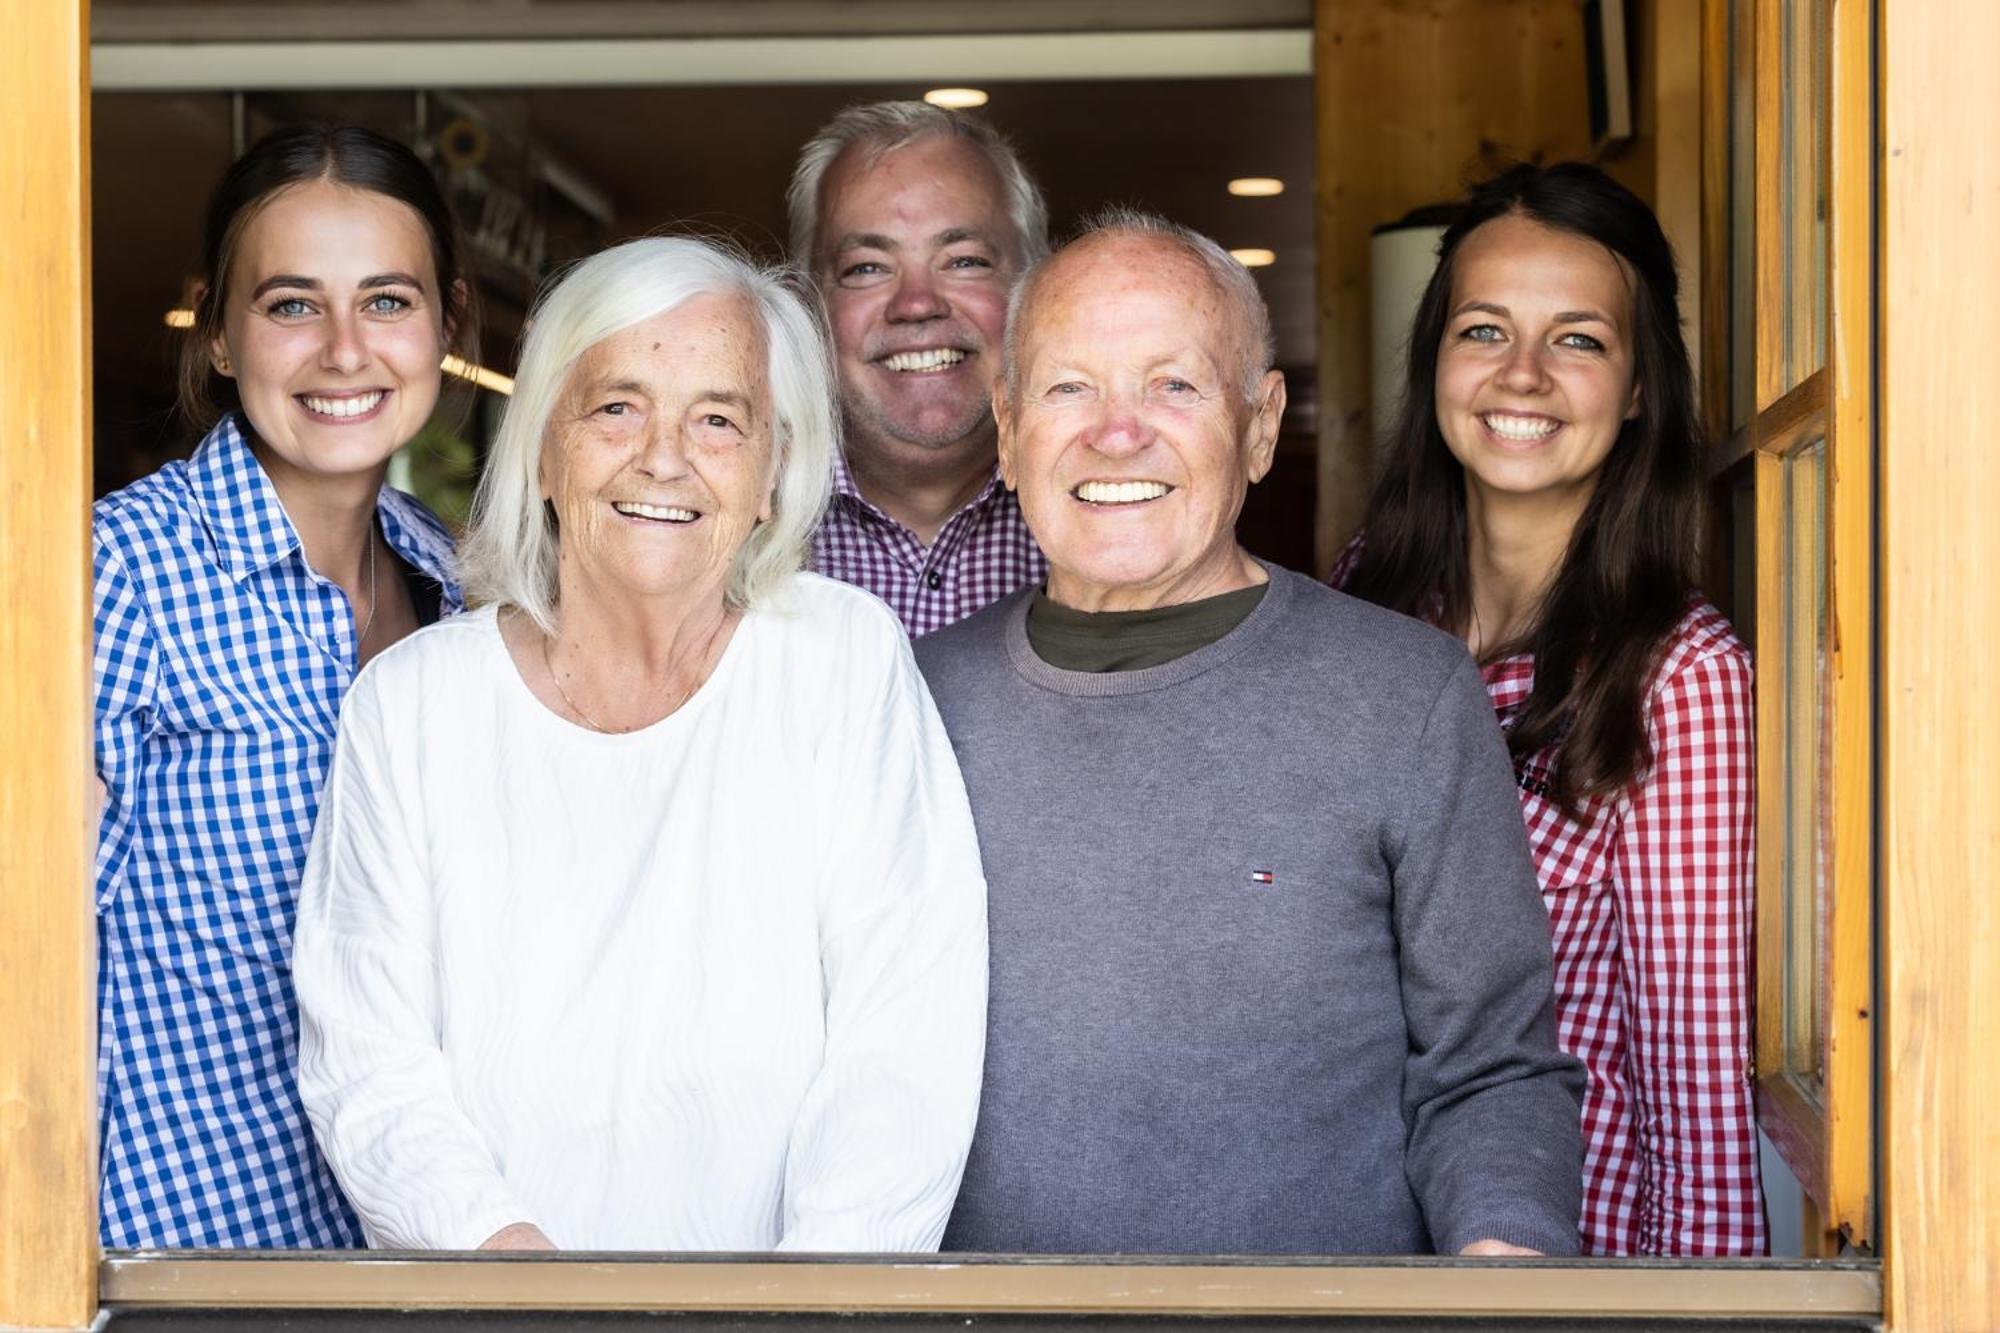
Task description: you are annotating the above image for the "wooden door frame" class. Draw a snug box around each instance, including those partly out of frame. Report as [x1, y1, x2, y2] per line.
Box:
[0, 0, 97, 1328]
[1878, 0, 2000, 1326]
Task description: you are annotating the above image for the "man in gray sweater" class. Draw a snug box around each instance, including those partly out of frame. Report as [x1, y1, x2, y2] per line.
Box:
[915, 210, 1584, 1257]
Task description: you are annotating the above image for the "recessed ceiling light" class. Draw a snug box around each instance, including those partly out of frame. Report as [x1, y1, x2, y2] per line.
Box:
[1228, 177, 1286, 198]
[1230, 248, 1277, 268]
[924, 88, 989, 109]
[164, 308, 196, 328]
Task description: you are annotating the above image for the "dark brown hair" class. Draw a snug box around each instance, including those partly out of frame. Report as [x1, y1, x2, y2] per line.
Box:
[1343, 162, 1704, 816]
[177, 122, 476, 428]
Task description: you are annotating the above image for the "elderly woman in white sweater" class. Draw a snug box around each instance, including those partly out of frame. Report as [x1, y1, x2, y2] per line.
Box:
[293, 236, 988, 1253]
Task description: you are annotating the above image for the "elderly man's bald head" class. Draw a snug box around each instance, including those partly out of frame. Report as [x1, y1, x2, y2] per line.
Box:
[1002, 210, 1277, 408]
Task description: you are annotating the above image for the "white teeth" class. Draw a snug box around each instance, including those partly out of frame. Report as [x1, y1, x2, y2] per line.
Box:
[301, 392, 385, 419]
[613, 501, 698, 523]
[1483, 412, 1561, 441]
[1075, 480, 1172, 505]
[882, 348, 967, 372]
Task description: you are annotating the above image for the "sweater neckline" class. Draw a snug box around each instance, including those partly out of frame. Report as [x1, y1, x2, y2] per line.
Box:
[1001, 558, 1298, 697]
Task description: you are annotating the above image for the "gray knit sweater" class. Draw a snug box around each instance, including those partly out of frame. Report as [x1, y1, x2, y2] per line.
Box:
[916, 566, 1584, 1256]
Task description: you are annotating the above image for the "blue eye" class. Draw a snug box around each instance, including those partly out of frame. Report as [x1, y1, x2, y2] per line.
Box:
[365, 293, 412, 315]
[1558, 331, 1607, 352]
[1459, 324, 1504, 342]
[837, 260, 890, 286]
[945, 254, 994, 271]
[266, 297, 313, 318]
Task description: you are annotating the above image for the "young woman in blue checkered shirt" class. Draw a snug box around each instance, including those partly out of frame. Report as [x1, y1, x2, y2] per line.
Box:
[91, 123, 473, 1248]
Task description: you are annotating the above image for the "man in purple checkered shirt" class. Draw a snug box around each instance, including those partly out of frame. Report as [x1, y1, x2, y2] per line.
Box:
[789, 101, 1049, 636]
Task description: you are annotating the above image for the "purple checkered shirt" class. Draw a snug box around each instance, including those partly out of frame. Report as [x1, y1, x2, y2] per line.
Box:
[811, 451, 1047, 637]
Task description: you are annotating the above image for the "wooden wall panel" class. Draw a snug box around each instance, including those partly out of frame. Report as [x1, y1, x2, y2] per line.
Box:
[1311, 0, 1593, 573]
[1880, 0, 2000, 1327]
[1599, 0, 1704, 385]
[0, 0, 98, 1329]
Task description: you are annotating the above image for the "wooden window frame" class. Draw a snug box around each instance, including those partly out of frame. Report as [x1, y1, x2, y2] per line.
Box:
[1702, 0, 1874, 1255]
[25, 0, 2000, 1326]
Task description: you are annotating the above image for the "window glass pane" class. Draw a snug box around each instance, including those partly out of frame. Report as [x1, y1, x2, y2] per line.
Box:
[1729, 0, 1757, 430]
[1778, 0, 1830, 391]
[1808, 0, 1830, 377]
[1779, 439, 1829, 1091]
[1728, 463, 1756, 641]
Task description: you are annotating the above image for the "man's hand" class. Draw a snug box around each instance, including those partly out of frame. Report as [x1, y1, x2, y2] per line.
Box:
[1459, 1238, 1544, 1257]
[479, 1222, 557, 1251]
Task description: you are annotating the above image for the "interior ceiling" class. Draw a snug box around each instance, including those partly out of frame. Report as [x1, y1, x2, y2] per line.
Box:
[91, 73, 1313, 456]
[522, 78, 1316, 363]
[91, 0, 1312, 41]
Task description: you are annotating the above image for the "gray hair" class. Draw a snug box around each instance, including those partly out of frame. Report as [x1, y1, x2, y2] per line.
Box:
[786, 99, 1050, 274]
[1003, 207, 1277, 404]
[456, 236, 836, 634]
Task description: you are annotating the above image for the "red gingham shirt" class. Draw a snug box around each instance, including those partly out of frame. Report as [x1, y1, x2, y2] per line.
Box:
[1486, 603, 1764, 1256]
[1334, 549, 1765, 1255]
[811, 452, 1047, 638]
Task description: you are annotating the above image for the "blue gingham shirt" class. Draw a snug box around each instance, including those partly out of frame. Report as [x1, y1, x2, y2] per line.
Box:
[93, 415, 461, 1248]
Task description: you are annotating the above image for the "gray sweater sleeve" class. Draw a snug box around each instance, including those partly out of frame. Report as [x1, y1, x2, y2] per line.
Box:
[1387, 652, 1585, 1256]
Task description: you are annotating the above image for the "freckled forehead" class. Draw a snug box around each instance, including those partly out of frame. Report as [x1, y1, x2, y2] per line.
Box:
[570, 293, 769, 389]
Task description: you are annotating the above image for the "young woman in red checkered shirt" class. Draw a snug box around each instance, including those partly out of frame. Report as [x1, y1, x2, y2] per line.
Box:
[1336, 162, 1765, 1256]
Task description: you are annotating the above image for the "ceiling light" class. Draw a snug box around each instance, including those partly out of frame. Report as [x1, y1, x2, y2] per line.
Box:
[924, 87, 989, 109]
[1230, 248, 1276, 268]
[164, 308, 195, 328]
[442, 354, 514, 396]
[1228, 177, 1285, 198]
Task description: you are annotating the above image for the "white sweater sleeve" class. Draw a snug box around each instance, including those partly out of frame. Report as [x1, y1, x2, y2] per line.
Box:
[775, 615, 989, 1253]
[294, 663, 536, 1250]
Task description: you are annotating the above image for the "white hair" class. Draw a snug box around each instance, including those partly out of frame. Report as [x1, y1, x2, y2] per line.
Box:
[1004, 207, 1277, 404]
[457, 236, 836, 633]
[786, 99, 1050, 273]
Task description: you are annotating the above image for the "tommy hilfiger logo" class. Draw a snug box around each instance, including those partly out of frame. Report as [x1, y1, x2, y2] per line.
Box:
[1249, 870, 1275, 886]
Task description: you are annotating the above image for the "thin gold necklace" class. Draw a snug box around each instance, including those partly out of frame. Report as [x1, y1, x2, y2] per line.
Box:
[541, 633, 705, 734]
[354, 533, 379, 646]
[542, 633, 611, 732]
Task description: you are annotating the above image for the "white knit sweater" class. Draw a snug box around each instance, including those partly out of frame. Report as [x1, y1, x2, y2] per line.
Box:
[294, 575, 988, 1252]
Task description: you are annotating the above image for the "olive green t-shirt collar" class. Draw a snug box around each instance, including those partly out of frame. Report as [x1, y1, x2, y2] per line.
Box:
[1025, 579, 1271, 673]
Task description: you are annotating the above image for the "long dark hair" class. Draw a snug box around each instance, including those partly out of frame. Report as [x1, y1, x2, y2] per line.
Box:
[1344, 162, 1704, 816]
[177, 122, 476, 428]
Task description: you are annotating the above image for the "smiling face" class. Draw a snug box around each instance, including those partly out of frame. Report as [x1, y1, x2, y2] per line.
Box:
[816, 134, 1019, 464]
[1434, 213, 1642, 511]
[540, 293, 776, 615]
[999, 234, 1285, 612]
[211, 178, 448, 489]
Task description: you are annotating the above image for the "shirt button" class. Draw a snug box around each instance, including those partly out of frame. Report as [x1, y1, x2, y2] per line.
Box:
[925, 570, 943, 591]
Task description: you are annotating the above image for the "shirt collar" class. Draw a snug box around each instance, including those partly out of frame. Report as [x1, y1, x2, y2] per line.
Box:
[375, 486, 460, 590]
[1481, 652, 1536, 709]
[830, 448, 1010, 526]
[187, 413, 458, 590]
[187, 415, 305, 582]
